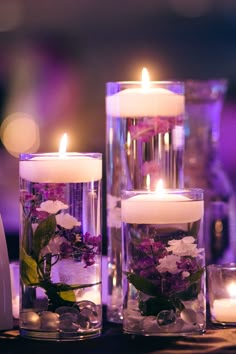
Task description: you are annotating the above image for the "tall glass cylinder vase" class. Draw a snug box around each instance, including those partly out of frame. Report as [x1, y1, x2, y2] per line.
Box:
[19, 152, 102, 341]
[184, 80, 236, 265]
[106, 81, 185, 322]
[121, 189, 205, 336]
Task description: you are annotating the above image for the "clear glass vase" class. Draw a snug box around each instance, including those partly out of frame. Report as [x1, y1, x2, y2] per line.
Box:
[19, 152, 102, 341]
[121, 188, 205, 336]
[106, 81, 185, 322]
[184, 80, 236, 265]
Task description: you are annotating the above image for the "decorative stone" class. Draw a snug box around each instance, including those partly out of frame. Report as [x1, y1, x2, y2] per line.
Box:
[40, 311, 59, 331]
[157, 310, 176, 327]
[20, 311, 40, 329]
[180, 308, 197, 325]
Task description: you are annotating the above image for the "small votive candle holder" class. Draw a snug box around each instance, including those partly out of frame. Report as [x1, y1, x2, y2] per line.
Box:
[207, 263, 236, 325]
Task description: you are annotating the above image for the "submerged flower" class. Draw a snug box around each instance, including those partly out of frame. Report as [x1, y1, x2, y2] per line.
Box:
[130, 118, 170, 142]
[156, 254, 181, 274]
[182, 271, 190, 279]
[36, 200, 68, 214]
[56, 213, 81, 229]
[167, 236, 204, 257]
[107, 194, 121, 228]
[41, 236, 68, 257]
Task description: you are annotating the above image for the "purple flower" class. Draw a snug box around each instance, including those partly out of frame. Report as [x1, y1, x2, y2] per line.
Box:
[137, 239, 167, 259]
[177, 257, 199, 273]
[83, 252, 96, 267]
[161, 273, 188, 296]
[60, 242, 74, 258]
[130, 118, 170, 142]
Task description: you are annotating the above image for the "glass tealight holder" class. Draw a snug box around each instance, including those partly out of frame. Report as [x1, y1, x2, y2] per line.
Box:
[121, 188, 206, 336]
[207, 263, 236, 326]
[19, 152, 102, 341]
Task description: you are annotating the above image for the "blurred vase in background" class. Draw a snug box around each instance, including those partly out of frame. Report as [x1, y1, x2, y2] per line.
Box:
[184, 79, 236, 265]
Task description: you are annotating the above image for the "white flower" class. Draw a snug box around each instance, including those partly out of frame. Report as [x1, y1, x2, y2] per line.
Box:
[36, 200, 68, 214]
[167, 236, 204, 257]
[182, 271, 190, 279]
[106, 194, 121, 228]
[107, 194, 120, 209]
[107, 207, 121, 228]
[156, 254, 181, 274]
[56, 213, 81, 229]
[41, 236, 67, 256]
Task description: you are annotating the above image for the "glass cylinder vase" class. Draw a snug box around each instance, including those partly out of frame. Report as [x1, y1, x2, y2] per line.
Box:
[106, 81, 185, 322]
[19, 152, 102, 341]
[121, 188, 205, 336]
[184, 80, 236, 265]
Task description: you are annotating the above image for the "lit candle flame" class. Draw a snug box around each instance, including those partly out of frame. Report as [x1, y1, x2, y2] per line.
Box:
[156, 179, 164, 192]
[59, 133, 68, 155]
[227, 282, 236, 298]
[141, 67, 150, 91]
[146, 174, 150, 190]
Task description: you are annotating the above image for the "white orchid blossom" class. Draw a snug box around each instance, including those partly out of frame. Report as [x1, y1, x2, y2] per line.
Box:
[36, 200, 68, 214]
[41, 236, 67, 257]
[56, 213, 81, 229]
[182, 271, 190, 279]
[156, 254, 181, 274]
[167, 236, 204, 257]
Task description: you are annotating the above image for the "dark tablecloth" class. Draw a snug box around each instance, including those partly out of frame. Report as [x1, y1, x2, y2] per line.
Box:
[1, 319, 236, 354]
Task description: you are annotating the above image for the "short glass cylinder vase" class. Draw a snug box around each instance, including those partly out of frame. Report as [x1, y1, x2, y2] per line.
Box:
[121, 188, 206, 336]
[19, 152, 102, 341]
[207, 263, 236, 326]
[106, 80, 185, 323]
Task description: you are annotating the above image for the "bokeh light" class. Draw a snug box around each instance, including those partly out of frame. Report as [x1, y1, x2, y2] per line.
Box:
[0, 0, 23, 32]
[0, 113, 40, 157]
[169, 0, 212, 18]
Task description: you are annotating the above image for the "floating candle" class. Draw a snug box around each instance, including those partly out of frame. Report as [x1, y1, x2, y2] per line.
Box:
[106, 68, 184, 117]
[121, 191, 203, 224]
[19, 134, 102, 183]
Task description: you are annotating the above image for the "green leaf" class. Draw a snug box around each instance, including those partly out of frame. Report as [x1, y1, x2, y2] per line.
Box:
[32, 214, 57, 260]
[21, 248, 40, 286]
[187, 268, 204, 283]
[139, 296, 174, 316]
[124, 271, 159, 296]
[59, 290, 76, 302]
[172, 296, 185, 311]
[22, 217, 33, 252]
[188, 220, 200, 237]
[54, 281, 102, 291]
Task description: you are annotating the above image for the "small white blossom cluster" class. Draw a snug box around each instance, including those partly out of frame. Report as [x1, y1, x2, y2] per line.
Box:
[36, 200, 81, 257]
[156, 236, 204, 276]
[36, 200, 81, 229]
[107, 194, 121, 229]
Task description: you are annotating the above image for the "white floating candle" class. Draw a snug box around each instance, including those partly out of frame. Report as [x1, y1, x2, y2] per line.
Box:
[20, 154, 102, 183]
[121, 192, 203, 224]
[20, 133, 102, 183]
[106, 69, 184, 118]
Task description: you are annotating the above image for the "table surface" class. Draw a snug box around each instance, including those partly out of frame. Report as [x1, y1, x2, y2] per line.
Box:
[1, 318, 236, 354]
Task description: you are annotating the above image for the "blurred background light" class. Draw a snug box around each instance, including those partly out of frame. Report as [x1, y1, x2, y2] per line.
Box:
[169, 0, 213, 17]
[0, 0, 23, 32]
[0, 113, 40, 157]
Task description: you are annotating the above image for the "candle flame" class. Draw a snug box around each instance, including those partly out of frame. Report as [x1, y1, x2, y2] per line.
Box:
[146, 174, 150, 190]
[127, 131, 131, 148]
[141, 67, 150, 91]
[227, 282, 236, 298]
[156, 179, 164, 192]
[59, 133, 68, 155]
